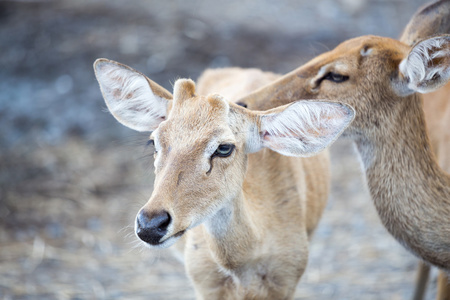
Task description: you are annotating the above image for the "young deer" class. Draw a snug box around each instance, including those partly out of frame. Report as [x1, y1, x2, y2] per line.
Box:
[236, 33, 450, 274]
[399, 1, 450, 299]
[93, 59, 354, 299]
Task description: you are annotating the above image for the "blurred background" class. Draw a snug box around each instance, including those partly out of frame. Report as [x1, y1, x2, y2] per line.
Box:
[0, 0, 439, 299]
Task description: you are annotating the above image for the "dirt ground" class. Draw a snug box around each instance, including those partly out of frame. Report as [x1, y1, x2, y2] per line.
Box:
[0, 0, 442, 299]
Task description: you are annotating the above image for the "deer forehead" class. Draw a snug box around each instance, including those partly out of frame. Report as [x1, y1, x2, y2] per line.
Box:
[155, 94, 237, 155]
[316, 36, 408, 71]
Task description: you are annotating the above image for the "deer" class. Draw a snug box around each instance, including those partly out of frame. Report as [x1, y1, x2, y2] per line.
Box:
[231, 19, 450, 299]
[399, 1, 450, 299]
[93, 58, 355, 299]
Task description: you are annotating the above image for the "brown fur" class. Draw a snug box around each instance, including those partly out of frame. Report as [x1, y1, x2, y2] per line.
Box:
[400, 1, 450, 299]
[412, 65, 450, 300]
[400, 0, 450, 175]
[238, 34, 450, 272]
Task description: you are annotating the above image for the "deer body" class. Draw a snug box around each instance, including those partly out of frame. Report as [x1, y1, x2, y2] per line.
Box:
[238, 34, 450, 270]
[184, 148, 329, 299]
[94, 61, 354, 299]
[411, 84, 450, 299]
[356, 93, 450, 268]
[399, 1, 450, 298]
[186, 69, 331, 298]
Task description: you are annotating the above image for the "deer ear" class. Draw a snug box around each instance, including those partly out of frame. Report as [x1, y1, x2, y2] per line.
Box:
[94, 58, 173, 132]
[255, 101, 355, 157]
[398, 35, 450, 94]
[400, 0, 450, 46]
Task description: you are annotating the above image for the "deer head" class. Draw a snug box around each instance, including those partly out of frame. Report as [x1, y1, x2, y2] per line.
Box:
[93, 59, 354, 248]
[240, 35, 450, 139]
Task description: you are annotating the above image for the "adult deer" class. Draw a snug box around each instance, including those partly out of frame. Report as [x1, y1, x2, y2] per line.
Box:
[236, 29, 450, 283]
[93, 59, 354, 299]
[399, 1, 450, 299]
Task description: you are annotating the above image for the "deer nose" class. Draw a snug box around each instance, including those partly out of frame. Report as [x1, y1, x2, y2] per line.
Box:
[135, 210, 171, 245]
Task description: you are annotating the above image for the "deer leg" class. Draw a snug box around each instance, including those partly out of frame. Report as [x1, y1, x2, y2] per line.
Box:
[437, 271, 450, 300]
[413, 261, 430, 300]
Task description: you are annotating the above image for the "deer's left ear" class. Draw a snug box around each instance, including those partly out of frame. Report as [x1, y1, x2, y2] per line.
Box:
[398, 35, 450, 94]
[94, 58, 173, 132]
[246, 101, 355, 157]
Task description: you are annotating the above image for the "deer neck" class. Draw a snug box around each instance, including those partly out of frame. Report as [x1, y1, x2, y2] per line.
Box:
[203, 191, 258, 272]
[354, 94, 450, 268]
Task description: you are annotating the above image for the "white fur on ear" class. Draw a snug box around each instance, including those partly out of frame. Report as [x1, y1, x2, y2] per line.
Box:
[260, 101, 354, 157]
[94, 59, 170, 132]
[399, 35, 450, 93]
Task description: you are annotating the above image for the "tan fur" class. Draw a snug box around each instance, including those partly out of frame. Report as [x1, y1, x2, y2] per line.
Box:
[173, 78, 197, 102]
[184, 150, 329, 300]
[238, 34, 450, 272]
[424, 85, 450, 173]
[197, 68, 330, 235]
[156, 72, 330, 300]
[196, 67, 280, 100]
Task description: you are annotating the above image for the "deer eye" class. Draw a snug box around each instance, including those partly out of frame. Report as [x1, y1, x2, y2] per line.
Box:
[146, 139, 158, 154]
[324, 72, 349, 83]
[213, 144, 235, 158]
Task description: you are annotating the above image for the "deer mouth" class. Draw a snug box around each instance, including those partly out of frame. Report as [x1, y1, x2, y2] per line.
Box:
[144, 229, 186, 249]
[173, 229, 186, 238]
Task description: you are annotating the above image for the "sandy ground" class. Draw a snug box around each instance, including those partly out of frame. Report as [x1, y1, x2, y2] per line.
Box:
[0, 0, 442, 299]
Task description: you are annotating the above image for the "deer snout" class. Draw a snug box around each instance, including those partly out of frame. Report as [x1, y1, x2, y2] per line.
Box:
[135, 210, 171, 245]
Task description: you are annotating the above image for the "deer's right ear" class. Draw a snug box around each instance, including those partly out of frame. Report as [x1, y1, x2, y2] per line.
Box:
[94, 58, 173, 132]
[397, 35, 450, 95]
